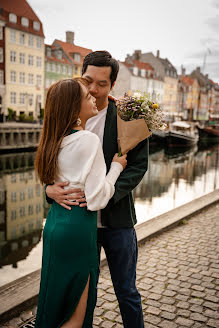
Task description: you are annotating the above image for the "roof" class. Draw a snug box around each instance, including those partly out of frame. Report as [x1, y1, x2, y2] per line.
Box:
[132, 60, 154, 71]
[54, 39, 92, 65]
[0, 0, 44, 37]
[0, 0, 40, 21]
[45, 55, 70, 65]
[180, 76, 194, 86]
[159, 57, 177, 73]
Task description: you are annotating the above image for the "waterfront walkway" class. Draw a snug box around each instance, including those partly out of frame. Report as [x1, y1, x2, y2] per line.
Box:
[1, 202, 219, 328]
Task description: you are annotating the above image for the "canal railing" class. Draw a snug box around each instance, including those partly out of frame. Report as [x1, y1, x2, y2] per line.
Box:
[0, 123, 42, 152]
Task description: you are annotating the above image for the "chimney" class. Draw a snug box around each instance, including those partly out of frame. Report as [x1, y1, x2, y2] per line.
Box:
[181, 65, 186, 76]
[197, 66, 200, 73]
[205, 74, 209, 79]
[156, 50, 160, 58]
[134, 50, 141, 60]
[66, 31, 74, 44]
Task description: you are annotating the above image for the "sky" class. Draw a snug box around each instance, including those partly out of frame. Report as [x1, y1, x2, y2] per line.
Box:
[28, 0, 219, 82]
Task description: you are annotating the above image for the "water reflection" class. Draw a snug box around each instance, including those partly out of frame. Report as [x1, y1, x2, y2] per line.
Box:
[0, 152, 44, 285]
[133, 143, 219, 223]
[0, 143, 218, 286]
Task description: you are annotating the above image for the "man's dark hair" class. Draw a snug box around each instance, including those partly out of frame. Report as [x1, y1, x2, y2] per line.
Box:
[82, 51, 119, 86]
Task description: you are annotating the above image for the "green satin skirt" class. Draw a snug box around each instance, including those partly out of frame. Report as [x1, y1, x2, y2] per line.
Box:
[35, 202, 98, 328]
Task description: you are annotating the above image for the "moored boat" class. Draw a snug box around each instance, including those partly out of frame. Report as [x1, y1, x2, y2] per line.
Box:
[165, 121, 199, 147]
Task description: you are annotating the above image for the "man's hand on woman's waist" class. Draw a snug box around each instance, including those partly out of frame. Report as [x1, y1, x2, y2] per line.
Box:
[46, 182, 87, 210]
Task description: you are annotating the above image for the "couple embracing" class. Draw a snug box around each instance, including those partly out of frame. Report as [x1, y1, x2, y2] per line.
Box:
[35, 51, 148, 328]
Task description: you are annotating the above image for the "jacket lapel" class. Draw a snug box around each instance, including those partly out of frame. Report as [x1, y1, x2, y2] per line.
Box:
[103, 100, 118, 172]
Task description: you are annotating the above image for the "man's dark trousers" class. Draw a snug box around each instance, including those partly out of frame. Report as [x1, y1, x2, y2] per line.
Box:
[97, 227, 144, 328]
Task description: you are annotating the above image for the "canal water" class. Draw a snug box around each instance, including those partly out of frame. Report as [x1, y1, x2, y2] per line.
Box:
[0, 142, 219, 286]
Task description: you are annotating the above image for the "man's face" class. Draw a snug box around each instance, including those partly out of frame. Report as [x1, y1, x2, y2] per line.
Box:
[82, 65, 112, 110]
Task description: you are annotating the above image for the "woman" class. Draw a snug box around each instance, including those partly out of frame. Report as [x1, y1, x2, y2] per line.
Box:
[35, 78, 127, 328]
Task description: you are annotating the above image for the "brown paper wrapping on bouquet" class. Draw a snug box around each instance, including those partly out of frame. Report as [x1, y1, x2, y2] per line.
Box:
[117, 114, 152, 154]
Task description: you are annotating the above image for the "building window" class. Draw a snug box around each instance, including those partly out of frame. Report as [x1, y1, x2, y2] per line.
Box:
[36, 95, 41, 108]
[20, 191, 25, 201]
[0, 70, 3, 84]
[62, 66, 67, 74]
[0, 27, 3, 40]
[11, 192, 17, 202]
[28, 35, 34, 47]
[10, 71, 16, 82]
[28, 187, 33, 198]
[11, 174, 16, 183]
[28, 55, 34, 65]
[20, 172, 25, 181]
[36, 56, 42, 67]
[0, 191, 5, 204]
[9, 13, 17, 23]
[36, 203, 41, 213]
[11, 210, 17, 221]
[51, 63, 56, 72]
[10, 30, 16, 43]
[33, 21, 40, 31]
[46, 47, 51, 57]
[29, 222, 34, 231]
[29, 94, 33, 106]
[57, 50, 62, 60]
[20, 32, 25, 45]
[10, 51, 16, 62]
[20, 93, 26, 104]
[57, 64, 61, 73]
[45, 78, 50, 88]
[28, 73, 34, 85]
[20, 207, 25, 217]
[28, 205, 33, 215]
[74, 53, 80, 62]
[36, 37, 42, 49]
[68, 66, 71, 75]
[21, 17, 29, 27]
[10, 92, 16, 104]
[74, 66, 78, 75]
[36, 75, 41, 87]
[0, 48, 3, 63]
[19, 53, 25, 64]
[28, 172, 33, 179]
[19, 72, 25, 84]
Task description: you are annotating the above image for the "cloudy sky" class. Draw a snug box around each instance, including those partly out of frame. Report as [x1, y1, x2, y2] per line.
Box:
[29, 0, 219, 82]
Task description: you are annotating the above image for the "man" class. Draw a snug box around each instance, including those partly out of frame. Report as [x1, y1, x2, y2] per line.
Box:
[46, 51, 148, 328]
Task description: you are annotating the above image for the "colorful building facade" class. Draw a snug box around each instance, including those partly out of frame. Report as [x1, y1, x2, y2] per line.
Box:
[0, 0, 45, 120]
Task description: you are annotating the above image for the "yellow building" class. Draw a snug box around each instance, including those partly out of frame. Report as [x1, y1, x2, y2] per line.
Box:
[163, 76, 178, 113]
[1, 0, 45, 119]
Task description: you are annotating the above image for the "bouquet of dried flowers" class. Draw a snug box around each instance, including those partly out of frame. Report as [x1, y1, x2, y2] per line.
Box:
[116, 92, 166, 155]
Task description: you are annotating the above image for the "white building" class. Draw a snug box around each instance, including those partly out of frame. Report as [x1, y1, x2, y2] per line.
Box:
[112, 60, 164, 105]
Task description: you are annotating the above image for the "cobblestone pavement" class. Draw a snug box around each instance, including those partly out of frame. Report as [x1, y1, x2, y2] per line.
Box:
[1, 203, 219, 328]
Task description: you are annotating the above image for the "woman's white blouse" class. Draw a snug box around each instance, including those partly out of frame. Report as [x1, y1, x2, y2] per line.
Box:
[56, 130, 123, 211]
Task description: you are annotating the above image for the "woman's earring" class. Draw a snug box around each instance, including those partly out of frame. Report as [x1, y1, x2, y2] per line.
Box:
[76, 118, 81, 126]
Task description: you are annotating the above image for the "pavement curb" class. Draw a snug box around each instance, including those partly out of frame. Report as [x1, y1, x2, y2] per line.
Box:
[0, 189, 218, 324]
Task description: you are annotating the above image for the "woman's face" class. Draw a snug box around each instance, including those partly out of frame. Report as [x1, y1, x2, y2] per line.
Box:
[79, 83, 98, 124]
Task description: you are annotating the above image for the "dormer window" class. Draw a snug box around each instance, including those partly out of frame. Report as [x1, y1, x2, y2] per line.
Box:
[141, 69, 145, 77]
[33, 21, 40, 31]
[9, 13, 17, 23]
[57, 50, 62, 60]
[74, 53, 80, 62]
[46, 47, 52, 57]
[21, 17, 29, 27]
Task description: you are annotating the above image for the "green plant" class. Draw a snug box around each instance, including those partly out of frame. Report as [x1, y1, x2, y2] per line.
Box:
[7, 108, 16, 121]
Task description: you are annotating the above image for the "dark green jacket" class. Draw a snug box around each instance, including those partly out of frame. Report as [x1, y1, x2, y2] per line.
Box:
[101, 100, 149, 228]
[46, 99, 149, 228]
